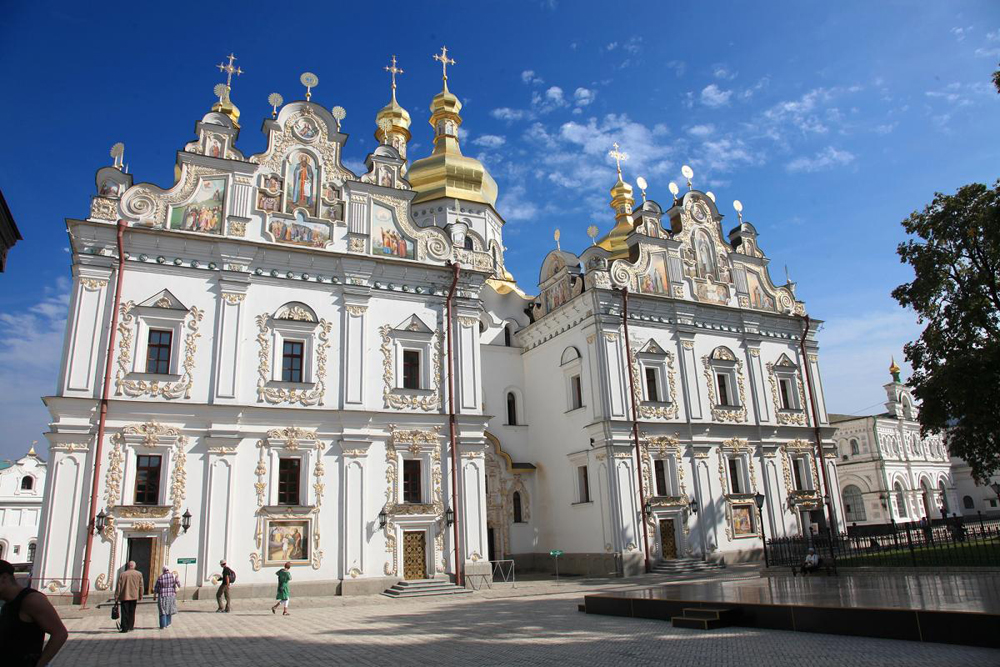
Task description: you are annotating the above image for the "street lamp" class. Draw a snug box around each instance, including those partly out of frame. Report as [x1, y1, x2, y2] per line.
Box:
[181, 509, 192, 534]
[689, 497, 699, 514]
[644, 500, 652, 517]
[94, 510, 107, 535]
[753, 493, 768, 568]
[445, 507, 455, 527]
[378, 508, 388, 529]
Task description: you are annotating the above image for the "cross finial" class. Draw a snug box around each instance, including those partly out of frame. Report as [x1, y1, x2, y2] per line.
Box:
[609, 142, 628, 178]
[433, 46, 456, 86]
[216, 53, 244, 89]
[385, 55, 404, 102]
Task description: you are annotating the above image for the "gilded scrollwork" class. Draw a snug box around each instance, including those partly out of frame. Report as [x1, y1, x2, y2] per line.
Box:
[120, 164, 222, 226]
[702, 355, 749, 423]
[90, 196, 119, 221]
[222, 293, 245, 305]
[765, 361, 809, 426]
[379, 325, 443, 411]
[628, 340, 680, 420]
[80, 278, 109, 290]
[251, 109, 354, 184]
[115, 302, 204, 400]
[255, 314, 332, 405]
[370, 192, 451, 262]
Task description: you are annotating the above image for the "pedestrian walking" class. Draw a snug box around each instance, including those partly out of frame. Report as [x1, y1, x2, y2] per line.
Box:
[0, 559, 68, 667]
[153, 566, 180, 629]
[216, 559, 234, 613]
[116, 561, 144, 633]
[270, 562, 292, 616]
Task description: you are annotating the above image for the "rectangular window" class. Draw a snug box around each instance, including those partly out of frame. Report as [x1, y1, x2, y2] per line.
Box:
[793, 457, 809, 491]
[577, 465, 590, 503]
[779, 378, 792, 410]
[654, 459, 668, 496]
[728, 457, 742, 494]
[402, 350, 421, 390]
[134, 454, 162, 505]
[570, 375, 583, 410]
[277, 458, 301, 505]
[403, 459, 422, 503]
[145, 329, 172, 375]
[717, 374, 730, 406]
[281, 340, 305, 383]
[645, 367, 660, 402]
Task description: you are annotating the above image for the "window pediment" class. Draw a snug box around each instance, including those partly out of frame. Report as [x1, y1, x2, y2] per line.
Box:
[138, 289, 187, 311]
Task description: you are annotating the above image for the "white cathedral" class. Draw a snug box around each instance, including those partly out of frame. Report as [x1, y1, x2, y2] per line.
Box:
[35, 52, 843, 599]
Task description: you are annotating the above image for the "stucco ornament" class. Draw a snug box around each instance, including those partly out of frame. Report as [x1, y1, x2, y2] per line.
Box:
[115, 302, 204, 399]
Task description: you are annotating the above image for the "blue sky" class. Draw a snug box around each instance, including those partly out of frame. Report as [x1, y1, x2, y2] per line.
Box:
[0, 1, 997, 461]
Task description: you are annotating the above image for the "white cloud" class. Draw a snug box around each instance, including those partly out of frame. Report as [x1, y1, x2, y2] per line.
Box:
[950, 26, 973, 42]
[975, 46, 1000, 58]
[0, 279, 71, 460]
[606, 41, 618, 51]
[687, 124, 715, 138]
[521, 70, 544, 85]
[700, 84, 732, 108]
[491, 107, 527, 122]
[699, 137, 759, 172]
[713, 64, 737, 80]
[666, 60, 686, 77]
[622, 37, 642, 55]
[496, 184, 539, 222]
[344, 158, 366, 175]
[472, 134, 506, 148]
[786, 146, 856, 173]
[573, 87, 596, 106]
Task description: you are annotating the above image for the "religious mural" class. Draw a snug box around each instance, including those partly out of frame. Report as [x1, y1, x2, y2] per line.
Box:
[291, 116, 320, 142]
[542, 277, 572, 313]
[694, 231, 717, 279]
[284, 152, 318, 217]
[99, 180, 122, 198]
[268, 211, 331, 248]
[256, 173, 282, 213]
[321, 183, 343, 221]
[265, 519, 310, 564]
[168, 178, 226, 234]
[731, 504, 755, 537]
[371, 203, 414, 259]
[746, 269, 775, 311]
[638, 254, 669, 295]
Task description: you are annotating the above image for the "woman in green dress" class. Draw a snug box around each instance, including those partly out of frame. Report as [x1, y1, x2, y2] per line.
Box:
[270, 562, 292, 616]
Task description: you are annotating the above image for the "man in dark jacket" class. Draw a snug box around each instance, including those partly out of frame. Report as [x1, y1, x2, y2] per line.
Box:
[216, 559, 234, 612]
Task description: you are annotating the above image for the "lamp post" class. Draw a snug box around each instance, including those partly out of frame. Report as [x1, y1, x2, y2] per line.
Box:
[378, 508, 388, 530]
[753, 493, 768, 568]
[181, 509, 192, 534]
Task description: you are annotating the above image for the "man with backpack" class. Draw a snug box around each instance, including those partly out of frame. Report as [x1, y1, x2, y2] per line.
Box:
[216, 560, 235, 613]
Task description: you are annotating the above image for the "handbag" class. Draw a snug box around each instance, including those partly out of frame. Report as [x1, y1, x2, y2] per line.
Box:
[111, 602, 120, 620]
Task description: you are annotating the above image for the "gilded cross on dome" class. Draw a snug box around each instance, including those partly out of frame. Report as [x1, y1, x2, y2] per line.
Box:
[609, 142, 628, 178]
[433, 46, 456, 84]
[385, 55, 404, 100]
[216, 53, 244, 89]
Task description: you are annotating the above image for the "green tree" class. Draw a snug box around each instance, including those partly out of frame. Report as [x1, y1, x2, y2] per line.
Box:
[892, 181, 1000, 480]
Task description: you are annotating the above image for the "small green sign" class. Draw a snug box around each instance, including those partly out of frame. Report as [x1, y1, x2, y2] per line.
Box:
[549, 550, 564, 557]
[177, 557, 196, 564]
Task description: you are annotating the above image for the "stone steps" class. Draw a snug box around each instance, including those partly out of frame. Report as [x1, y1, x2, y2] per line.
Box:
[652, 558, 726, 575]
[671, 606, 739, 630]
[381, 579, 472, 599]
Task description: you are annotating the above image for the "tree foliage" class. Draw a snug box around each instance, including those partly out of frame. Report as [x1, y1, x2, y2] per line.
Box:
[892, 181, 1000, 479]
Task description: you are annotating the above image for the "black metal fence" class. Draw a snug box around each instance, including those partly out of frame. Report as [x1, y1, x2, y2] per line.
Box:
[767, 516, 1000, 569]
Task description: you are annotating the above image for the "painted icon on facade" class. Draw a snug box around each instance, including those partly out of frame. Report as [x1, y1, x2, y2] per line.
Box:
[639, 254, 669, 295]
[371, 203, 414, 259]
[731, 503, 756, 537]
[265, 519, 310, 564]
[746, 270, 776, 311]
[284, 151, 318, 217]
[168, 178, 226, 234]
[269, 211, 331, 248]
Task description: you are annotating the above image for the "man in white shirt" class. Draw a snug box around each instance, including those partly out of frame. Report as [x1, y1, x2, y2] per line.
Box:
[801, 547, 821, 575]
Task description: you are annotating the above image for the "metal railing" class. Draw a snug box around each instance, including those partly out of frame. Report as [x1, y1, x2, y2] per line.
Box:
[466, 559, 517, 591]
[767, 517, 1000, 569]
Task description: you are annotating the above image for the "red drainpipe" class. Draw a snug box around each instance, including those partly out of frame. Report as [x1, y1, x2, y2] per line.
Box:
[616, 286, 651, 573]
[79, 219, 128, 608]
[799, 315, 838, 532]
[446, 261, 463, 585]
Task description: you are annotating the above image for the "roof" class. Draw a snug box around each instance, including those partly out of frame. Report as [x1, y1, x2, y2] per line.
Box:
[0, 460, 13, 471]
[0, 188, 23, 272]
[828, 413, 865, 424]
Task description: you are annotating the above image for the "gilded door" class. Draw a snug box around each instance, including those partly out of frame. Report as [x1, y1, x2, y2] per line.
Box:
[659, 519, 677, 559]
[403, 531, 427, 580]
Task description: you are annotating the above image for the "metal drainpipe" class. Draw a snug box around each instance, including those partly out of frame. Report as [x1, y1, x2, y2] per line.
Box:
[798, 315, 838, 532]
[615, 286, 652, 573]
[446, 261, 463, 586]
[79, 219, 128, 608]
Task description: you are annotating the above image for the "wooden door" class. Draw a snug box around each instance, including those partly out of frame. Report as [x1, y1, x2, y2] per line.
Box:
[403, 531, 427, 580]
[659, 519, 677, 559]
[127, 537, 154, 593]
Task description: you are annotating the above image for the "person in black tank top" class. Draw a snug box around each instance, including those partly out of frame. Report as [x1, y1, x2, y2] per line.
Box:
[0, 559, 68, 667]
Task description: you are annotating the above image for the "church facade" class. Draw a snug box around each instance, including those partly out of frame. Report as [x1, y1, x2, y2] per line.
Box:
[35, 52, 840, 599]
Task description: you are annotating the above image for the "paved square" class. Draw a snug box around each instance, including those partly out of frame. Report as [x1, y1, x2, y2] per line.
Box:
[55, 582, 1000, 666]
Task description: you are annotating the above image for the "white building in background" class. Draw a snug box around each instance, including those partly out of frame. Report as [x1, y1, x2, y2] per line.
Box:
[830, 360, 954, 527]
[35, 52, 840, 600]
[951, 460, 1000, 518]
[0, 446, 46, 564]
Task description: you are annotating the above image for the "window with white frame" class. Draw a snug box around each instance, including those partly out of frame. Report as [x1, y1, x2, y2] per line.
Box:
[130, 293, 189, 377]
[576, 465, 591, 503]
[707, 347, 741, 408]
[850, 439, 860, 456]
[389, 315, 435, 394]
[269, 303, 321, 385]
[726, 455, 749, 495]
[791, 455, 812, 491]
[637, 341, 671, 404]
[770, 354, 803, 413]
[561, 347, 585, 411]
[570, 374, 583, 410]
[506, 392, 518, 425]
[842, 485, 867, 522]
[653, 457, 678, 496]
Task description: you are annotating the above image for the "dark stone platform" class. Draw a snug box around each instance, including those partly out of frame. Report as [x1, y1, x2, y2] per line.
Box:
[582, 574, 1000, 648]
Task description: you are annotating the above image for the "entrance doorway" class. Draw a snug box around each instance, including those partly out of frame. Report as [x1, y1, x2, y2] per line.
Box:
[659, 519, 677, 559]
[487, 526, 496, 562]
[402, 531, 427, 580]
[127, 537, 155, 594]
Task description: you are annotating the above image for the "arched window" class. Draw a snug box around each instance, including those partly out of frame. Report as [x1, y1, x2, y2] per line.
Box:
[463, 236, 474, 250]
[513, 491, 523, 523]
[894, 482, 908, 518]
[842, 485, 866, 522]
[506, 392, 517, 426]
[963, 495, 975, 510]
[850, 439, 859, 456]
[20, 476, 34, 491]
[27, 542, 36, 563]
[504, 325, 512, 347]
[938, 481, 949, 515]
[0, 543, 4, 560]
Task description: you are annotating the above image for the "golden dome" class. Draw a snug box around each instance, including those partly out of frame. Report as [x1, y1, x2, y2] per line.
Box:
[596, 176, 637, 258]
[407, 78, 498, 206]
[375, 88, 412, 146]
[211, 86, 240, 129]
[889, 356, 901, 374]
